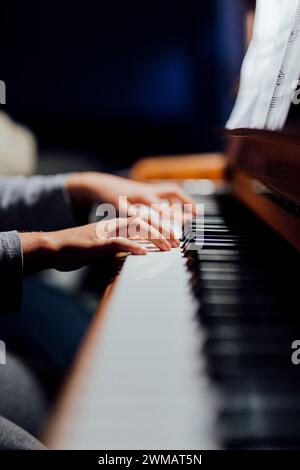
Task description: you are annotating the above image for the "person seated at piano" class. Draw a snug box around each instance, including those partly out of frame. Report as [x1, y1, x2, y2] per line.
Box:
[0, 171, 194, 278]
[0, 171, 193, 450]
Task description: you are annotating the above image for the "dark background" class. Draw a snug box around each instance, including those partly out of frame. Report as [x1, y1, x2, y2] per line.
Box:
[1, 0, 245, 171]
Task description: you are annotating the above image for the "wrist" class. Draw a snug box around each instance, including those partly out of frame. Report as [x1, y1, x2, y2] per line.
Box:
[19, 231, 58, 275]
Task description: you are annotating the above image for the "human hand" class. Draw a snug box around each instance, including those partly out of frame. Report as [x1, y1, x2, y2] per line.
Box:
[66, 172, 196, 217]
[20, 215, 179, 274]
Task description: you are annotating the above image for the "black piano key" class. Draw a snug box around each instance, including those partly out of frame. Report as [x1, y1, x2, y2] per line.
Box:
[207, 324, 297, 342]
[218, 410, 300, 449]
[185, 193, 300, 449]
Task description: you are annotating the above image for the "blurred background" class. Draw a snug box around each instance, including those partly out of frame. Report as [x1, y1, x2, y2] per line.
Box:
[1, 0, 246, 174]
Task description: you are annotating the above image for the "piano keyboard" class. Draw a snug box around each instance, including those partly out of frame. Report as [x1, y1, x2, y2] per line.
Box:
[184, 193, 300, 449]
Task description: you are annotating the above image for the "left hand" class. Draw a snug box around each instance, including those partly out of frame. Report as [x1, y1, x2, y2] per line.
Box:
[67, 172, 196, 216]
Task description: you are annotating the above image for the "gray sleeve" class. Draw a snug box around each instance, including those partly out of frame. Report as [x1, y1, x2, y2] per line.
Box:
[0, 174, 77, 232]
[0, 231, 23, 314]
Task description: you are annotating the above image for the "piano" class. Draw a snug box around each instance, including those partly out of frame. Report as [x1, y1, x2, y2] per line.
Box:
[45, 0, 300, 450]
[44, 129, 300, 450]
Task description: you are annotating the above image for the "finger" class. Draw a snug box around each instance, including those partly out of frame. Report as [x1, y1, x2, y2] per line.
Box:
[160, 190, 197, 215]
[104, 218, 130, 239]
[139, 212, 180, 247]
[129, 218, 172, 251]
[127, 204, 179, 246]
[129, 194, 161, 208]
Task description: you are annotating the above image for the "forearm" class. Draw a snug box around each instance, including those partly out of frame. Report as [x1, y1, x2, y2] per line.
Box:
[0, 174, 78, 232]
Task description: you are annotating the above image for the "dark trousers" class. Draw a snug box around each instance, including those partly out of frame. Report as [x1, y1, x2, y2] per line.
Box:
[0, 353, 47, 449]
[0, 277, 93, 449]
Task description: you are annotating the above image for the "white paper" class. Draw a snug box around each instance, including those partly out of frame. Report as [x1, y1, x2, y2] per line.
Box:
[226, 0, 300, 131]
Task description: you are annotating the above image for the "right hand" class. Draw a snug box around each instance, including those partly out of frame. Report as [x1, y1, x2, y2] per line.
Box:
[19, 216, 180, 274]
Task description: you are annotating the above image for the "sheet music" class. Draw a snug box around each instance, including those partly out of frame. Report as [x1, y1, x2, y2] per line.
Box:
[226, 0, 300, 131]
[266, 3, 300, 129]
